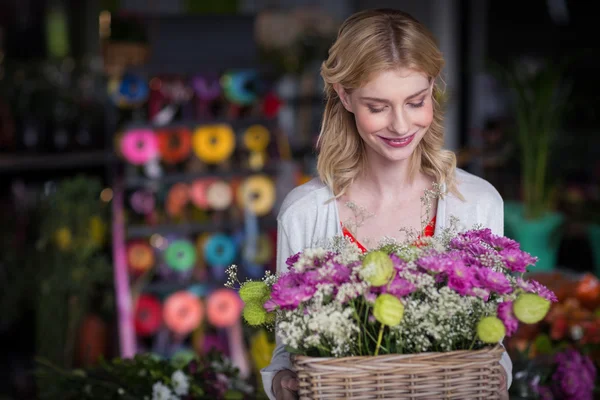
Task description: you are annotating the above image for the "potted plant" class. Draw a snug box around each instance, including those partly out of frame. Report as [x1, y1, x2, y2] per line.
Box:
[497, 58, 572, 272]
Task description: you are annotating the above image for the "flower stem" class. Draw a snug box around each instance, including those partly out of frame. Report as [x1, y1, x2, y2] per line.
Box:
[374, 323, 385, 356]
[468, 335, 478, 351]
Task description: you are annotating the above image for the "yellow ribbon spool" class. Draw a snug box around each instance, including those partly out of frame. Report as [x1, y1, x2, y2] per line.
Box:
[243, 124, 270, 152]
[192, 124, 236, 164]
[237, 174, 276, 216]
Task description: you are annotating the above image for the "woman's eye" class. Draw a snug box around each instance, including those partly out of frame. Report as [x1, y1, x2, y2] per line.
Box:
[408, 100, 425, 108]
[368, 106, 384, 113]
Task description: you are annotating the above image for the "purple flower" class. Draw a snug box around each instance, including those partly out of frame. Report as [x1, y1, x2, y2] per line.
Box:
[476, 268, 513, 295]
[270, 272, 316, 310]
[446, 261, 475, 296]
[417, 253, 450, 273]
[390, 254, 408, 271]
[286, 252, 301, 268]
[529, 280, 558, 302]
[383, 276, 416, 297]
[500, 248, 537, 273]
[497, 301, 518, 336]
[487, 234, 520, 251]
[552, 349, 597, 400]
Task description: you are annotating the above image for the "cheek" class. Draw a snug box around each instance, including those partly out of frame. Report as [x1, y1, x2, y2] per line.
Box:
[412, 103, 434, 128]
[354, 109, 389, 136]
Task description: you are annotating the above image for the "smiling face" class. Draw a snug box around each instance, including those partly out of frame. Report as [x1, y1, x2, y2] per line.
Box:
[335, 68, 434, 165]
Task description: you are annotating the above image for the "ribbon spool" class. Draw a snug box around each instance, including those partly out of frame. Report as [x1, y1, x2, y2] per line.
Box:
[204, 234, 237, 267]
[127, 241, 155, 274]
[134, 294, 163, 336]
[130, 190, 156, 215]
[164, 239, 197, 272]
[192, 124, 236, 164]
[221, 70, 261, 106]
[120, 129, 159, 165]
[109, 73, 149, 108]
[237, 174, 276, 217]
[163, 291, 204, 335]
[243, 125, 270, 152]
[206, 289, 243, 329]
[157, 128, 192, 164]
[189, 178, 215, 210]
[206, 180, 233, 211]
[149, 76, 193, 121]
[165, 183, 189, 218]
[192, 74, 222, 118]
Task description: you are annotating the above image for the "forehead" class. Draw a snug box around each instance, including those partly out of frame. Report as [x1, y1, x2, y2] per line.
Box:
[356, 68, 430, 100]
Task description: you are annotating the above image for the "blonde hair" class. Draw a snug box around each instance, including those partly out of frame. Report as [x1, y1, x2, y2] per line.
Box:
[316, 9, 460, 199]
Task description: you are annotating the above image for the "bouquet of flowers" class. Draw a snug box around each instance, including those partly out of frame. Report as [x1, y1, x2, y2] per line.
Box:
[226, 221, 557, 398]
[507, 272, 599, 399]
[35, 350, 253, 400]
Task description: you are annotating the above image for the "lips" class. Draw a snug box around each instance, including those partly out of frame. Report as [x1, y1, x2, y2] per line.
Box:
[378, 132, 416, 148]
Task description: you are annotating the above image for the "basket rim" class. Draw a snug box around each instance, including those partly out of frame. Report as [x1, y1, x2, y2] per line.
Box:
[291, 344, 504, 362]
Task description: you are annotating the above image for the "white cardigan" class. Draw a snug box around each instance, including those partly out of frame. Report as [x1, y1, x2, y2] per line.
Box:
[261, 169, 513, 399]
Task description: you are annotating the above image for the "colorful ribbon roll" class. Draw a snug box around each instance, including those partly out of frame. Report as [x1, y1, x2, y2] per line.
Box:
[192, 124, 236, 164]
[157, 128, 192, 164]
[127, 241, 155, 273]
[164, 239, 197, 272]
[130, 190, 156, 215]
[237, 174, 276, 216]
[163, 291, 204, 335]
[221, 70, 261, 106]
[134, 294, 163, 336]
[243, 124, 271, 152]
[204, 233, 237, 267]
[109, 73, 149, 108]
[206, 180, 233, 211]
[165, 183, 189, 217]
[206, 289, 243, 328]
[120, 129, 158, 165]
[189, 178, 214, 210]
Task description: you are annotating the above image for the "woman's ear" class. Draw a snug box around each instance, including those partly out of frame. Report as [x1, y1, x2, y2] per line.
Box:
[333, 83, 353, 113]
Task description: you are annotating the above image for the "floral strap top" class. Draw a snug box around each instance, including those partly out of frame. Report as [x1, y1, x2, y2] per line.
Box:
[342, 216, 437, 253]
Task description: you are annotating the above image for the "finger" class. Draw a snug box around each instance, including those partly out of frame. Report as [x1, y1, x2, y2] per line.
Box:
[282, 378, 299, 391]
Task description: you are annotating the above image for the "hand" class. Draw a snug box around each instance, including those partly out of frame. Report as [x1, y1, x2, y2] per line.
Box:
[273, 369, 299, 400]
[498, 371, 509, 400]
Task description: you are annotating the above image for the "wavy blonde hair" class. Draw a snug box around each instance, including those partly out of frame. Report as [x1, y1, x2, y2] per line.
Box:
[316, 9, 460, 199]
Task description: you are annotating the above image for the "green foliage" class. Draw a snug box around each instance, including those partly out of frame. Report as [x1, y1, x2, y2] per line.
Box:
[35, 350, 251, 400]
[35, 175, 113, 369]
[493, 59, 572, 219]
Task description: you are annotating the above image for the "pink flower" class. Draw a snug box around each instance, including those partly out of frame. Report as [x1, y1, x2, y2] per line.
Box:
[476, 268, 513, 295]
[500, 248, 537, 273]
[270, 272, 316, 310]
[529, 280, 558, 302]
[383, 275, 416, 298]
[447, 261, 475, 296]
[497, 301, 519, 336]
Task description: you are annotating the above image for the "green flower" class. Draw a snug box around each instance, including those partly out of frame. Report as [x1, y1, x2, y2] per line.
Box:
[477, 316, 506, 343]
[361, 251, 394, 287]
[239, 281, 270, 304]
[243, 303, 267, 326]
[265, 312, 276, 325]
[373, 294, 404, 326]
[513, 293, 550, 324]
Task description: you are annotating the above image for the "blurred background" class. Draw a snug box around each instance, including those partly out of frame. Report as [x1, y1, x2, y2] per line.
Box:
[0, 0, 598, 399]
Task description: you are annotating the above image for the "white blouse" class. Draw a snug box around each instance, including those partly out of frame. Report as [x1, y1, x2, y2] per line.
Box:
[261, 168, 513, 399]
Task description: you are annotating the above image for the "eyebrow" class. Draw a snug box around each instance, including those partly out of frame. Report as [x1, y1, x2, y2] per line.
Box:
[360, 88, 429, 104]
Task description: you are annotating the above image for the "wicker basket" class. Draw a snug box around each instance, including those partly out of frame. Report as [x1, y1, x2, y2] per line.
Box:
[292, 345, 504, 399]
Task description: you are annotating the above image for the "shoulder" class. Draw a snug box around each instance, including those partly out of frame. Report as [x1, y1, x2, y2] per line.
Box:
[278, 178, 332, 221]
[453, 168, 503, 207]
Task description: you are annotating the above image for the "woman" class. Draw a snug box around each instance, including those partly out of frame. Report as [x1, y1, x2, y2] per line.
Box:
[262, 9, 512, 400]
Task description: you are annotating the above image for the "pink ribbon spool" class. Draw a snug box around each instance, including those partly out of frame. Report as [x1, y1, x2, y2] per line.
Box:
[120, 129, 158, 165]
[189, 179, 215, 210]
[163, 291, 204, 336]
[206, 288, 243, 329]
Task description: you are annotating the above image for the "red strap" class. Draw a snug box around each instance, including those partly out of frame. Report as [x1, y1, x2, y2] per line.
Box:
[341, 216, 436, 252]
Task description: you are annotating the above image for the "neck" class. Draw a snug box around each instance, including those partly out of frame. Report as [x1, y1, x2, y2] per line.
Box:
[354, 152, 421, 201]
